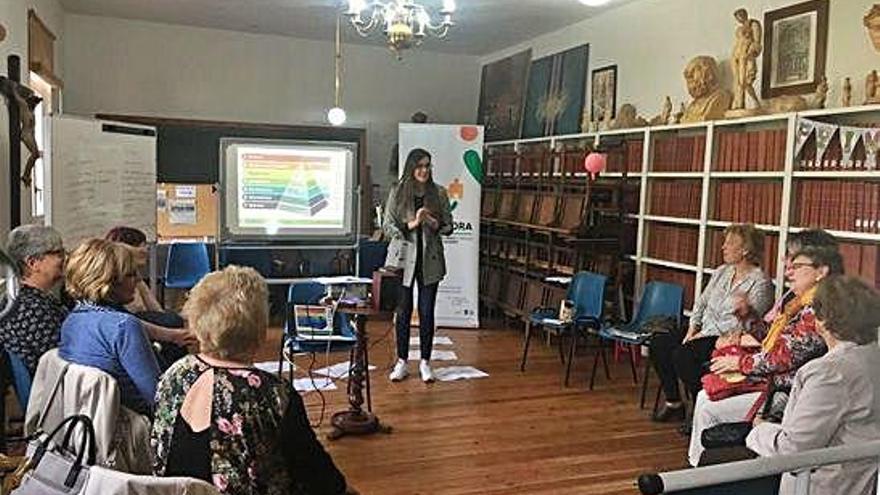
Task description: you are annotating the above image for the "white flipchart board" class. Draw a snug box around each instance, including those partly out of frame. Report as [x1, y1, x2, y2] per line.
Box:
[47, 116, 157, 246]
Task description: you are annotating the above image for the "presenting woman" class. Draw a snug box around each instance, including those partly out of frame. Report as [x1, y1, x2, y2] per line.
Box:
[383, 148, 453, 383]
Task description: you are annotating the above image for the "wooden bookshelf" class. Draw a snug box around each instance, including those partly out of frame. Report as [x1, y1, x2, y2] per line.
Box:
[485, 105, 880, 314]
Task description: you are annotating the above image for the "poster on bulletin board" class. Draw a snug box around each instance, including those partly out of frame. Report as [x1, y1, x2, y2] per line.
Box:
[399, 124, 483, 328]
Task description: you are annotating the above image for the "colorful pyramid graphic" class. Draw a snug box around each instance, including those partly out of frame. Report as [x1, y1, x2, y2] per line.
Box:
[278, 174, 328, 215]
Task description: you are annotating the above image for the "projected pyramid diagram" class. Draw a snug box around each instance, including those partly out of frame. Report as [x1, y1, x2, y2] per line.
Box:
[278, 174, 328, 215]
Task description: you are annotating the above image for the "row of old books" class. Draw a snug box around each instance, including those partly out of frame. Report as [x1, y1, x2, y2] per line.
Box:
[652, 135, 706, 172]
[794, 180, 880, 233]
[712, 181, 782, 225]
[606, 140, 644, 173]
[714, 129, 787, 172]
[645, 265, 695, 310]
[649, 180, 702, 218]
[839, 242, 880, 289]
[645, 224, 698, 266]
[704, 229, 779, 276]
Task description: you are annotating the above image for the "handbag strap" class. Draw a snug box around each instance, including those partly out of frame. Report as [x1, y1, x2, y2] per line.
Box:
[744, 375, 776, 422]
[30, 415, 96, 489]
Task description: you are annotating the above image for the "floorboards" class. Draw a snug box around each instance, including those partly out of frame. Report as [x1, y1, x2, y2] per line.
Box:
[256, 322, 689, 495]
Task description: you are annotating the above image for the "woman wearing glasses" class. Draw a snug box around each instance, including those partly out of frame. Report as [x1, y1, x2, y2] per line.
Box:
[384, 148, 453, 383]
[60, 238, 161, 416]
[688, 245, 842, 466]
[0, 224, 68, 376]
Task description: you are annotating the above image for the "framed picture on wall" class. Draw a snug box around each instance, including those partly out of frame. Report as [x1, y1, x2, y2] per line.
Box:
[761, 0, 829, 99]
[590, 65, 617, 123]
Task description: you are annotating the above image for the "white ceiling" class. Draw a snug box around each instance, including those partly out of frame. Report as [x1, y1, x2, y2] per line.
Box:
[58, 0, 635, 55]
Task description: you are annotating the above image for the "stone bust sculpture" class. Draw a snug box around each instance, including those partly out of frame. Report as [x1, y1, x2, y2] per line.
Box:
[681, 55, 733, 123]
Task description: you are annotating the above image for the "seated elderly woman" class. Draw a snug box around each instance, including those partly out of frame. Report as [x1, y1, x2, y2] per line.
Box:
[747, 275, 880, 495]
[0, 224, 68, 375]
[60, 238, 161, 417]
[151, 266, 356, 495]
[688, 245, 843, 466]
[105, 226, 195, 367]
[650, 224, 774, 422]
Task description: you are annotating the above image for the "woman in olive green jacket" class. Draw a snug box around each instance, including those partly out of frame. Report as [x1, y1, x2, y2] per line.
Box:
[383, 148, 453, 383]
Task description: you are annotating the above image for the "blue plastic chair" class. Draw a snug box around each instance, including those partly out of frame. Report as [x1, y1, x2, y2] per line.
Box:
[163, 243, 211, 301]
[520, 271, 607, 387]
[5, 351, 31, 411]
[278, 281, 358, 382]
[219, 249, 273, 277]
[595, 281, 684, 399]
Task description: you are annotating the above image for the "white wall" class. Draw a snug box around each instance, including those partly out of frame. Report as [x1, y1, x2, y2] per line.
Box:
[62, 14, 482, 196]
[0, 0, 65, 242]
[481, 0, 879, 124]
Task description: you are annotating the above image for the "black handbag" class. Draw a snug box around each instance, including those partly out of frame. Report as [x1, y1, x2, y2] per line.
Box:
[701, 380, 781, 449]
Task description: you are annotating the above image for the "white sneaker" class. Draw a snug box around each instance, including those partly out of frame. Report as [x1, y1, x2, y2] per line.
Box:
[419, 360, 435, 383]
[389, 359, 409, 382]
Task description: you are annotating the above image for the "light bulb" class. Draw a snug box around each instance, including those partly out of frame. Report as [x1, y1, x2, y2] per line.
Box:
[442, 0, 456, 13]
[579, 0, 610, 6]
[327, 107, 347, 126]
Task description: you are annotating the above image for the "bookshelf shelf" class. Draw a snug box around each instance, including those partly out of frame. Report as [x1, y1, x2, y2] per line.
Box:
[709, 171, 785, 179]
[706, 220, 781, 232]
[643, 215, 701, 226]
[646, 172, 704, 178]
[792, 170, 880, 178]
[641, 257, 699, 272]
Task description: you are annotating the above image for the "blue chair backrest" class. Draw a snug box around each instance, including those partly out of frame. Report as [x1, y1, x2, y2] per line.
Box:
[634, 281, 684, 327]
[165, 243, 211, 287]
[567, 271, 607, 320]
[358, 240, 388, 278]
[5, 350, 31, 410]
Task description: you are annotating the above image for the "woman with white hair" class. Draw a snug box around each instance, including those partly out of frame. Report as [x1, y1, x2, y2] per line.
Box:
[0, 224, 68, 375]
[152, 265, 356, 495]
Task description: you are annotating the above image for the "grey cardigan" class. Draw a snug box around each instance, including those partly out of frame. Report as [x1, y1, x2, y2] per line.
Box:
[690, 264, 774, 336]
[383, 184, 453, 287]
[747, 342, 880, 495]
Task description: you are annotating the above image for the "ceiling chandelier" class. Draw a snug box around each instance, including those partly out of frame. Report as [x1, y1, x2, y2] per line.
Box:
[345, 0, 456, 58]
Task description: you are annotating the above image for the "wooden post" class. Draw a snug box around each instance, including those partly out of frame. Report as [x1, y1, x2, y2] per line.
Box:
[7, 55, 21, 229]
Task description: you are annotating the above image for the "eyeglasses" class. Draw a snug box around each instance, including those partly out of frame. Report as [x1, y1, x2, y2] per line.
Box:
[788, 261, 816, 271]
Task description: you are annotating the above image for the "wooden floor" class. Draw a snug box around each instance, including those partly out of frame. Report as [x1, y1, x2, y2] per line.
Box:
[257, 320, 689, 495]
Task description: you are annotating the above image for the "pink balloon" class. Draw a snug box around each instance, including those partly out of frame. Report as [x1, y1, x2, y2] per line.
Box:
[583, 152, 607, 180]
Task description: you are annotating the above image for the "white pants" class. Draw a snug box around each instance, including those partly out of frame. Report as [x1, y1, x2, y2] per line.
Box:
[688, 389, 763, 466]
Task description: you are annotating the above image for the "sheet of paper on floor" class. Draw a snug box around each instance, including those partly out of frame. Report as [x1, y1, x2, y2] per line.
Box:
[409, 336, 454, 346]
[254, 360, 291, 374]
[408, 349, 458, 361]
[313, 361, 377, 379]
[292, 376, 337, 393]
[434, 366, 489, 382]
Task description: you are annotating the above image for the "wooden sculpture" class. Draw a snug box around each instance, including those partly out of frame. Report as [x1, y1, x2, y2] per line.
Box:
[681, 56, 733, 123]
[765, 76, 828, 113]
[727, 8, 764, 117]
[865, 70, 880, 104]
[611, 104, 648, 130]
[843, 77, 853, 107]
[865, 4, 880, 52]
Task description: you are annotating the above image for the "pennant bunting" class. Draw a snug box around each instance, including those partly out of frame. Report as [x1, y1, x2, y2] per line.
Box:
[864, 128, 880, 170]
[794, 118, 815, 162]
[838, 126, 861, 169]
[813, 123, 836, 168]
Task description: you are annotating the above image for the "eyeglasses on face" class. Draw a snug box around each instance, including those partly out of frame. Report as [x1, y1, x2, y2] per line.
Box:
[788, 261, 816, 271]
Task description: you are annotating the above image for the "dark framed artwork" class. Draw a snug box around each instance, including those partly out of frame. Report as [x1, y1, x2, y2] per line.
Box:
[590, 65, 617, 123]
[521, 44, 589, 138]
[761, 0, 829, 99]
[477, 49, 532, 142]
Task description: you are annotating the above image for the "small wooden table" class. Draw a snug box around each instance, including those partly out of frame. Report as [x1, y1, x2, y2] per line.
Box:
[326, 306, 393, 440]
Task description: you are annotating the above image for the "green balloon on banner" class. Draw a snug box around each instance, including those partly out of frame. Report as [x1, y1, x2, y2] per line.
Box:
[463, 150, 483, 185]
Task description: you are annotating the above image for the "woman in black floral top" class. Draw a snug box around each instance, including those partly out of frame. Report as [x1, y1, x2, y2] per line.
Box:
[0, 225, 67, 375]
[151, 266, 356, 495]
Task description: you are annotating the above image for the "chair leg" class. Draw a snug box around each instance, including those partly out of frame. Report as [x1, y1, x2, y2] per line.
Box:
[653, 382, 663, 416]
[589, 341, 601, 391]
[363, 344, 372, 413]
[556, 331, 566, 365]
[627, 345, 638, 384]
[600, 344, 611, 380]
[564, 330, 577, 387]
[520, 321, 533, 372]
[640, 359, 651, 409]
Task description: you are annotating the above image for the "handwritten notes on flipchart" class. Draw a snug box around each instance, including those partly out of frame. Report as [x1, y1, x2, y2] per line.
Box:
[49, 117, 157, 246]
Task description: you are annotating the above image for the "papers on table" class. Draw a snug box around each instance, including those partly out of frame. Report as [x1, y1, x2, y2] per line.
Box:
[311, 276, 373, 286]
[408, 349, 458, 361]
[409, 336, 454, 346]
[544, 276, 572, 285]
[433, 366, 489, 382]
